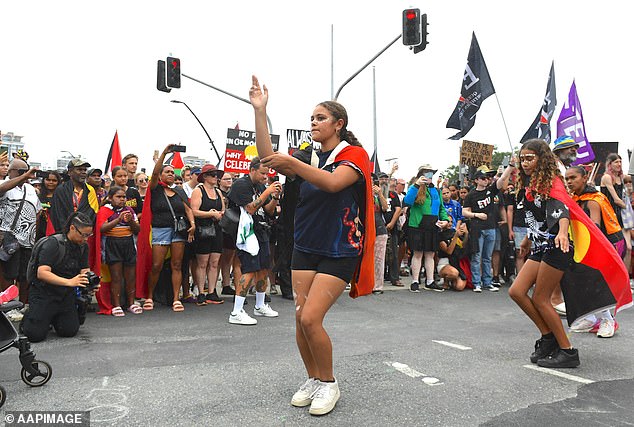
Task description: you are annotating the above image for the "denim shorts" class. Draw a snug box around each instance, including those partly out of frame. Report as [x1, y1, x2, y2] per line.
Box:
[152, 227, 186, 245]
[512, 226, 529, 249]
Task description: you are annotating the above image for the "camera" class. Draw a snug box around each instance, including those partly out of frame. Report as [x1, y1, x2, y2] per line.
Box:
[171, 145, 187, 152]
[84, 271, 101, 291]
[35, 170, 48, 179]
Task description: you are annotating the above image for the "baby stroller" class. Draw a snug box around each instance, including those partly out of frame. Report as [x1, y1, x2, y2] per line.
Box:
[0, 300, 52, 408]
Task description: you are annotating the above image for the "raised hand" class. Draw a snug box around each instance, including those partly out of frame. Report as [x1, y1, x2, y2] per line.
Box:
[249, 75, 268, 110]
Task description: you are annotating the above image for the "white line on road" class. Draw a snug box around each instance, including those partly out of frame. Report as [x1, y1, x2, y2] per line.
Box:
[385, 362, 443, 385]
[432, 340, 472, 350]
[523, 364, 595, 384]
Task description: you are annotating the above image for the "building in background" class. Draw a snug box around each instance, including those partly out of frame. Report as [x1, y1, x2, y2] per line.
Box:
[182, 155, 210, 169]
[0, 131, 25, 158]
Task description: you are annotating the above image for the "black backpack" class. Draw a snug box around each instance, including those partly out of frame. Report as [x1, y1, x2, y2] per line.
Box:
[26, 234, 67, 285]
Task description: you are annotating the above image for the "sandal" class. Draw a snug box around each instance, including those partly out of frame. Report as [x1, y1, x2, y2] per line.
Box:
[128, 303, 143, 315]
[172, 300, 185, 312]
[112, 306, 125, 317]
[142, 299, 154, 311]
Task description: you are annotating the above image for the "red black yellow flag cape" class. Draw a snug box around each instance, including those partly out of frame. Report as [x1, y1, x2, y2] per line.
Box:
[94, 205, 114, 315]
[551, 178, 633, 326]
[135, 188, 154, 299]
[335, 145, 375, 298]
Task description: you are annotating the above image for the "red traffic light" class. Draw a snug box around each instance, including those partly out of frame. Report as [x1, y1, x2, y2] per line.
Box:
[405, 10, 417, 20]
[171, 59, 179, 69]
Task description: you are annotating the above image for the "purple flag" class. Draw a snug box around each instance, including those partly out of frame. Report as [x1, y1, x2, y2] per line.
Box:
[556, 81, 595, 164]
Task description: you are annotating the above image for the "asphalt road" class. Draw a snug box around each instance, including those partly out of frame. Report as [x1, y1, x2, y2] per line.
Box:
[1, 279, 633, 426]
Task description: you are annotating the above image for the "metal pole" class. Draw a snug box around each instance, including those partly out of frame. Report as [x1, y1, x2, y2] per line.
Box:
[181, 73, 274, 133]
[372, 66, 378, 165]
[333, 34, 401, 101]
[171, 100, 222, 166]
[331, 25, 335, 100]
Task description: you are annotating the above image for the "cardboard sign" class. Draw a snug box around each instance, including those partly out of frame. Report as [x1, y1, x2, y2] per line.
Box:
[460, 140, 494, 168]
[224, 128, 279, 174]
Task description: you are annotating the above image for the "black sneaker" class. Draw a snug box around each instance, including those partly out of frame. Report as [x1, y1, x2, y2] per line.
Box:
[537, 348, 580, 368]
[410, 282, 420, 293]
[206, 292, 224, 305]
[492, 277, 501, 287]
[222, 286, 236, 296]
[530, 336, 559, 363]
[423, 282, 445, 292]
[196, 293, 208, 306]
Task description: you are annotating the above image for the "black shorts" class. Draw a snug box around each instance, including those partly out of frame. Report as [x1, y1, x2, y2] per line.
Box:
[291, 249, 360, 283]
[2, 247, 32, 282]
[194, 234, 223, 255]
[222, 232, 236, 250]
[104, 236, 136, 266]
[528, 247, 573, 271]
[236, 242, 271, 273]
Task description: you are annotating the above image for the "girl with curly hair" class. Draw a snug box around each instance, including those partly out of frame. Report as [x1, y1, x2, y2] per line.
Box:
[508, 139, 580, 368]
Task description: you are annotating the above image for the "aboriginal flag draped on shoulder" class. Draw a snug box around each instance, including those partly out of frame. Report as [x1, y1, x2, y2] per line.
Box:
[546, 178, 633, 327]
[446, 32, 496, 140]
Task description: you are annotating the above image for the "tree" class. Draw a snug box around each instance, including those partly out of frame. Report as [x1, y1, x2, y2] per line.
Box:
[441, 164, 460, 185]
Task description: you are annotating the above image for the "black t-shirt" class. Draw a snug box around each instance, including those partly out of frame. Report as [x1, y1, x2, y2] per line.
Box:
[35, 237, 89, 299]
[518, 188, 569, 252]
[383, 190, 402, 225]
[374, 198, 387, 236]
[127, 178, 136, 189]
[227, 176, 271, 243]
[463, 184, 500, 230]
[150, 186, 188, 228]
[505, 191, 527, 228]
[125, 187, 143, 215]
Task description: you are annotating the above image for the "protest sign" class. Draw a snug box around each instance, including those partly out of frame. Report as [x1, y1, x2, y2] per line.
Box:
[460, 140, 494, 168]
[224, 128, 279, 174]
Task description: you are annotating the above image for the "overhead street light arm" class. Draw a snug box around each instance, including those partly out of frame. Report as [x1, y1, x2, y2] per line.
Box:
[171, 100, 222, 166]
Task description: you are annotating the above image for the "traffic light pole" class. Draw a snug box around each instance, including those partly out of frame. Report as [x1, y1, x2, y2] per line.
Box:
[181, 73, 274, 133]
[333, 33, 401, 101]
[170, 100, 222, 166]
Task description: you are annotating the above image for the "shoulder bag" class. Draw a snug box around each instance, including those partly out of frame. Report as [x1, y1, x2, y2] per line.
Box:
[0, 188, 28, 261]
[163, 188, 189, 234]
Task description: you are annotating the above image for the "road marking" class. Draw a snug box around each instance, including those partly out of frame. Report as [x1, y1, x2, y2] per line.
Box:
[385, 362, 443, 385]
[523, 365, 595, 384]
[432, 340, 472, 350]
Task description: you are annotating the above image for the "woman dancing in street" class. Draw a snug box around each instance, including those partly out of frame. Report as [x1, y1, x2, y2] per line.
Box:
[508, 139, 580, 368]
[249, 76, 374, 416]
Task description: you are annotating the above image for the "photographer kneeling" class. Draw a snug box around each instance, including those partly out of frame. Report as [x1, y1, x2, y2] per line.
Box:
[22, 213, 98, 342]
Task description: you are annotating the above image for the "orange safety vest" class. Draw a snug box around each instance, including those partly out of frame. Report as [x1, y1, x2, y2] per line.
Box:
[572, 191, 622, 236]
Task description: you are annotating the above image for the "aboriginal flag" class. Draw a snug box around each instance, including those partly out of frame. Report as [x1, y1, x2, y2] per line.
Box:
[104, 130, 122, 174]
[549, 178, 633, 326]
[446, 32, 496, 140]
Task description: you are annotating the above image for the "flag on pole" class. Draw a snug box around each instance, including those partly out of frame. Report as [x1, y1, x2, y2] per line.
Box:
[521, 61, 557, 143]
[370, 150, 381, 174]
[446, 32, 496, 140]
[556, 81, 595, 164]
[104, 130, 122, 174]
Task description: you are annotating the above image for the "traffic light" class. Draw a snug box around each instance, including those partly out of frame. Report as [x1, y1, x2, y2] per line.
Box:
[157, 60, 171, 93]
[166, 57, 181, 88]
[402, 8, 421, 46]
[413, 13, 429, 53]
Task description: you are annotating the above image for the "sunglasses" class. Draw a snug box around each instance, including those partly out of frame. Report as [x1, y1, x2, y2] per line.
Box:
[137, 178, 148, 183]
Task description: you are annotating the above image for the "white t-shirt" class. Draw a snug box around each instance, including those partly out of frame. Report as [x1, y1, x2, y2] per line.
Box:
[0, 183, 42, 248]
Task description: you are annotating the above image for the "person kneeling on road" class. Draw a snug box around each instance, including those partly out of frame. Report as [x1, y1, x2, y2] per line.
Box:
[22, 213, 99, 342]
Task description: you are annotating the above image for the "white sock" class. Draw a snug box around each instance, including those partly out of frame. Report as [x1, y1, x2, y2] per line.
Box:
[232, 296, 245, 314]
[597, 310, 614, 321]
[255, 292, 265, 308]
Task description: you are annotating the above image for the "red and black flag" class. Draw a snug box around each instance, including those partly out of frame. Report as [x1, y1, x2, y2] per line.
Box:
[521, 61, 557, 143]
[446, 32, 496, 140]
[104, 130, 122, 174]
[548, 178, 634, 326]
[370, 150, 381, 174]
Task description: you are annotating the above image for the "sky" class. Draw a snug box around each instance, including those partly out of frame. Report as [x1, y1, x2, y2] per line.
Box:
[1, 1, 631, 179]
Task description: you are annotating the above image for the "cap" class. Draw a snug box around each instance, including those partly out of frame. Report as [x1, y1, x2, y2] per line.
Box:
[190, 167, 202, 176]
[13, 149, 29, 162]
[87, 168, 103, 177]
[377, 172, 389, 179]
[552, 136, 579, 152]
[197, 164, 224, 183]
[67, 158, 91, 169]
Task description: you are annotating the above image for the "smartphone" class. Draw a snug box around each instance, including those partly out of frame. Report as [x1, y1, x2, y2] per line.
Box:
[35, 170, 48, 179]
[0, 146, 7, 156]
[172, 145, 187, 152]
[502, 155, 510, 168]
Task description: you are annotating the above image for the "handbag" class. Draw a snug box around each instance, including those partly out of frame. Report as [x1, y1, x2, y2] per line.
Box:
[219, 207, 240, 237]
[0, 188, 27, 262]
[196, 224, 216, 239]
[163, 188, 189, 234]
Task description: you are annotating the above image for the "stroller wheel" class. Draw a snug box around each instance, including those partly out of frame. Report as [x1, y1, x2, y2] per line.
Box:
[21, 360, 52, 387]
[0, 385, 6, 408]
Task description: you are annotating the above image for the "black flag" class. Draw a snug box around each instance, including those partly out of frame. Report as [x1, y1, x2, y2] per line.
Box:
[446, 33, 496, 140]
[521, 61, 556, 143]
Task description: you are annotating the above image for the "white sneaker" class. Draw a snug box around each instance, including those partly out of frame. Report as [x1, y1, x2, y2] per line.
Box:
[597, 318, 616, 338]
[6, 309, 24, 322]
[228, 309, 257, 325]
[253, 304, 278, 318]
[291, 378, 320, 407]
[553, 302, 566, 316]
[570, 317, 596, 333]
[309, 380, 340, 416]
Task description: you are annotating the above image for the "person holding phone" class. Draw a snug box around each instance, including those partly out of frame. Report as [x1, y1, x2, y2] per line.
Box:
[403, 166, 450, 293]
[135, 144, 195, 313]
